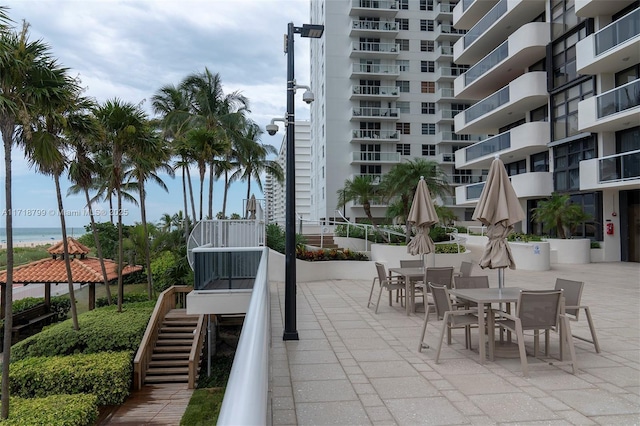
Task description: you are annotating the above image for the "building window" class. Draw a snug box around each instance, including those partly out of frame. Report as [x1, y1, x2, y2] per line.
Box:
[397, 60, 409, 72]
[399, 0, 409, 10]
[420, 19, 435, 31]
[396, 144, 411, 155]
[421, 61, 435, 72]
[422, 123, 436, 135]
[421, 40, 434, 52]
[396, 122, 411, 134]
[396, 18, 409, 31]
[396, 39, 410, 51]
[530, 105, 548, 122]
[553, 135, 596, 191]
[397, 80, 410, 92]
[505, 159, 526, 176]
[551, 79, 594, 141]
[421, 102, 435, 114]
[616, 126, 640, 153]
[568, 192, 602, 240]
[530, 151, 549, 172]
[551, 25, 588, 89]
[420, 0, 434, 11]
[422, 144, 436, 156]
[421, 81, 435, 93]
[551, 0, 585, 40]
[396, 101, 410, 114]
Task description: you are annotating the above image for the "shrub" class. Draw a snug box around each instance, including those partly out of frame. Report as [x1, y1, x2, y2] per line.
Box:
[591, 241, 601, 249]
[507, 233, 543, 243]
[11, 301, 154, 361]
[435, 243, 466, 254]
[150, 250, 193, 293]
[265, 223, 307, 254]
[8, 351, 132, 405]
[96, 293, 149, 308]
[0, 394, 98, 426]
[50, 296, 72, 321]
[295, 248, 369, 261]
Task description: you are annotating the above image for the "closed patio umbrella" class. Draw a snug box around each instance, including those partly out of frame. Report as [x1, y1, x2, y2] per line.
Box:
[407, 176, 439, 265]
[246, 194, 257, 219]
[472, 156, 525, 288]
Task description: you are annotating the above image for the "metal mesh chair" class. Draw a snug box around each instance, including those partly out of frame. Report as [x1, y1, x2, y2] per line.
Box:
[400, 259, 425, 308]
[555, 278, 600, 353]
[453, 276, 490, 308]
[459, 261, 474, 278]
[367, 262, 406, 313]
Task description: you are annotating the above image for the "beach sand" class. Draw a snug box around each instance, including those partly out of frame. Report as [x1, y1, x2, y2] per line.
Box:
[0, 240, 54, 249]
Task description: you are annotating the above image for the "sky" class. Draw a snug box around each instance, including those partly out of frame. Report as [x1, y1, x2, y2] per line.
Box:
[0, 0, 312, 228]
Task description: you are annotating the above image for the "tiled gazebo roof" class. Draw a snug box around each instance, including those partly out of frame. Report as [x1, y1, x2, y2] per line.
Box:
[47, 237, 91, 256]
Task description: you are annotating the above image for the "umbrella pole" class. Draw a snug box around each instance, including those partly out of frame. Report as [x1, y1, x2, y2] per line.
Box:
[497, 268, 504, 289]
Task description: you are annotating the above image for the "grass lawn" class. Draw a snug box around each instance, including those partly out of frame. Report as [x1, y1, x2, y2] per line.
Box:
[74, 282, 150, 315]
[180, 388, 225, 425]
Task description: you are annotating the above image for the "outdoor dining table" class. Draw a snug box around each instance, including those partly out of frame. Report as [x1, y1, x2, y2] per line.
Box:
[447, 287, 524, 364]
[387, 267, 425, 316]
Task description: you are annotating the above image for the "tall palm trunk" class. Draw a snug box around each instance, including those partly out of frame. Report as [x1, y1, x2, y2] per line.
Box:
[138, 180, 154, 300]
[85, 188, 112, 305]
[186, 166, 197, 223]
[182, 168, 190, 244]
[117, 188, 124, 312]
[1, 125, 15, 419]
[109, 195, 114, 225]
[223, 168, 230, 219]
[198, 165, 205, 221]
[55, 175, 79, 330]
[208, 163, 214, 219]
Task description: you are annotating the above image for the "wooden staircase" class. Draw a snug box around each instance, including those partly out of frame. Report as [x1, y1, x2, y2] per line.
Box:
[304, 234, 339, 249]
[144, 309, 200, 385]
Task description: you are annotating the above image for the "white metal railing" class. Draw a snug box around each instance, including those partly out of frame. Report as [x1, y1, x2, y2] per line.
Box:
[333, 210, 406, 250]
[351, 41, 399, 53]
[352, 129, 399, 139]
[351, 151, 401, 162]
[352, 107, 399, 118]
[352, 0, 398, 10]
[352, 85, 399, 96]
[467, 225, 487, 236]
[352, 63, 400, 74]
[217, 247, 270, 425]
[352, 19, 398, 32]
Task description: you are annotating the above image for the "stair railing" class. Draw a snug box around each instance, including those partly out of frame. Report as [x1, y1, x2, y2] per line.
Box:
[188, 314, 207, 388]
[133, 285, 193, 390]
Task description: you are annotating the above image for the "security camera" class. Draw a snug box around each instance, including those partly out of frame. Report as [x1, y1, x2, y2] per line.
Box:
[266, 123, 279, 136]
[302, 89, 314, 104]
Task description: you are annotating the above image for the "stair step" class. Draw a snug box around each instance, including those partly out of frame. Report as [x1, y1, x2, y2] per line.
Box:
[157, 338, 194, 345]
[154, 345, 192, 352]
[147, 366, 189, 375]
[159, 332, 195, 339]
[152, 352, 190, 360]
[149, 359, 189, 368]
[144, 375, 188, 384]
[161, 325, 196, 332]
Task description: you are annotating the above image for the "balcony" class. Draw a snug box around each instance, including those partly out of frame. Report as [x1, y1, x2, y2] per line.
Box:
[350, 41, 400, 58]
[575, 0, 636, 17]
[455, 171, 552, 204]
[435, 66, 466, 81]
[455, 72, 547, 134]
[437, 44, 454, 58]
[435, 108, 459, 122]
[576, 9, 640, 75]
[351, 129, 399, 141]
[453, 0, 499, 30]
[350, 151, 401, 164]
[436, 152, 456, 164]
[435, 2, 456, 20]
[580, 150, 640, 190]
[351, 62, 399, 78]
[350, 85, 399, 100]
[351, 107, 399, 121]
[454, 0, 546, 65]
[456, 122, 550, 169]
[435, 23, 467, 42]
[350, 19, 399, 37]
[350, 0, 399, 18]
[578, 79, 640, 133]
[437, 87, 456, 100]
[353, 173, 383, 185]
[455, 22, 549, 99]
[436, 131, 484, 144]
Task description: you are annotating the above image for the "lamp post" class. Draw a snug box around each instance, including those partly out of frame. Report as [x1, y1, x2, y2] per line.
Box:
[283, 22, 324, 341]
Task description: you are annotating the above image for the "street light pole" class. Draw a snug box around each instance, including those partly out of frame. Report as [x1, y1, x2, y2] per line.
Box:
[283, 22, 324, 341]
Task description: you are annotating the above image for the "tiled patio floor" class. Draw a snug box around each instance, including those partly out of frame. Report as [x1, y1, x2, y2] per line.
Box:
[270, 262, 640, 425]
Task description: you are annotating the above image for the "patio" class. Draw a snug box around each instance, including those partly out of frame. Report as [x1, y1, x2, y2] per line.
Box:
[270, 261, 640, 425]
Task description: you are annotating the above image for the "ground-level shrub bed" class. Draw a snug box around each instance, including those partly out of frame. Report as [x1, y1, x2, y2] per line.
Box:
[0, 394, 98, 426]
[11, 301, 155, 361]
[8, 351, 133, 405]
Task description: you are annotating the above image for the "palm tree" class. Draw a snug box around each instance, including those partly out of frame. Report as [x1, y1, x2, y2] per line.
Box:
[0, 19, 70, 418]
[94, 99, 148, 312]
[532, 193, 592, 239]
[336, 175, 387, 239]
[124, 132, 174, 299]
[380, 159, 450, 242]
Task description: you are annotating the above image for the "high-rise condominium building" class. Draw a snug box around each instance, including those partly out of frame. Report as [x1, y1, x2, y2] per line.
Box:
[308, 0, 481, 224]
[452, 0, 639, 262]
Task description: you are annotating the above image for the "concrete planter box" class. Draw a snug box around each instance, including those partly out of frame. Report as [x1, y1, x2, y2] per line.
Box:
[268, 249, 375, 282]
[590, 248, 605, 263]
[369, 243, 471, 268]
[545, 238, 591, 264]
[509, 241, 550, 271]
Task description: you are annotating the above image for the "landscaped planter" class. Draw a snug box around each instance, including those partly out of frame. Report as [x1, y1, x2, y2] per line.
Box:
[508, 241, 550, 271]
[268, 249, 375, 282]
[370, 243, 471, 269]
[545, 238, 591, 264]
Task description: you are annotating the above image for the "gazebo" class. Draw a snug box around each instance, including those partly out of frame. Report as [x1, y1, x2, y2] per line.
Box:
[0, 237, 143, 314]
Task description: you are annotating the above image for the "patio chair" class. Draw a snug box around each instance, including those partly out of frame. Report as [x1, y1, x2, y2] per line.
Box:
[420, 283, 479, 360]
[415, 266, 454, 314]
[367, 262, 406, 314]
[554, 278, 600, 353]
[459, 261, 474, 278]
[453, 275, 489, 308]
[493, 289, 577, 377]
[400, 259, 425, 307]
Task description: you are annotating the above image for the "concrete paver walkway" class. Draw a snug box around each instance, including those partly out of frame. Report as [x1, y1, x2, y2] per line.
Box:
[270, 262, 640, 425]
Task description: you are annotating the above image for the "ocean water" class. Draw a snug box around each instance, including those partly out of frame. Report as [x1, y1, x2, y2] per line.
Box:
[0, 227, 87, 243]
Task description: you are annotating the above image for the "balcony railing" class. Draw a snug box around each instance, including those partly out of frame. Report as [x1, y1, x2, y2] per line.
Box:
[352, 19, 398, 31]
[465, 131, 511, 162]
[438, 44, 454, 55]
[439, 132, 483, 142]
[598, 149, 640, 183]
[438, 23, 467, 35]
[438, 2, 456, 13]
[351, 151, 401, 162]
[597, 79, 640, 119]
[357, 173, 383, 184]
[595, 9, 640, 56]
[463, 0, 507, 48]
[352, 41, 399, 53]
[353, 107, 399, 118]
[352, 63, 399, 74]
[352, 0, 398, 10]
[462, 0, 475, 12]
[352, 85, 399, 96]
[353, 129, 399, 139]
[193, 250, 261, 291]
[466, 182, 485, 200]
[464, 86, 509, 123]
[464, 40, 508, 86]
[452, 174, 484, 184]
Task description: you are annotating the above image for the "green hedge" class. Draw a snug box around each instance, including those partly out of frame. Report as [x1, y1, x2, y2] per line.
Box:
[0, 394, 98, 426]
[7, 351, 132, 405]
[95, 293, 149, 308]
[11, 301, 155, 361]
